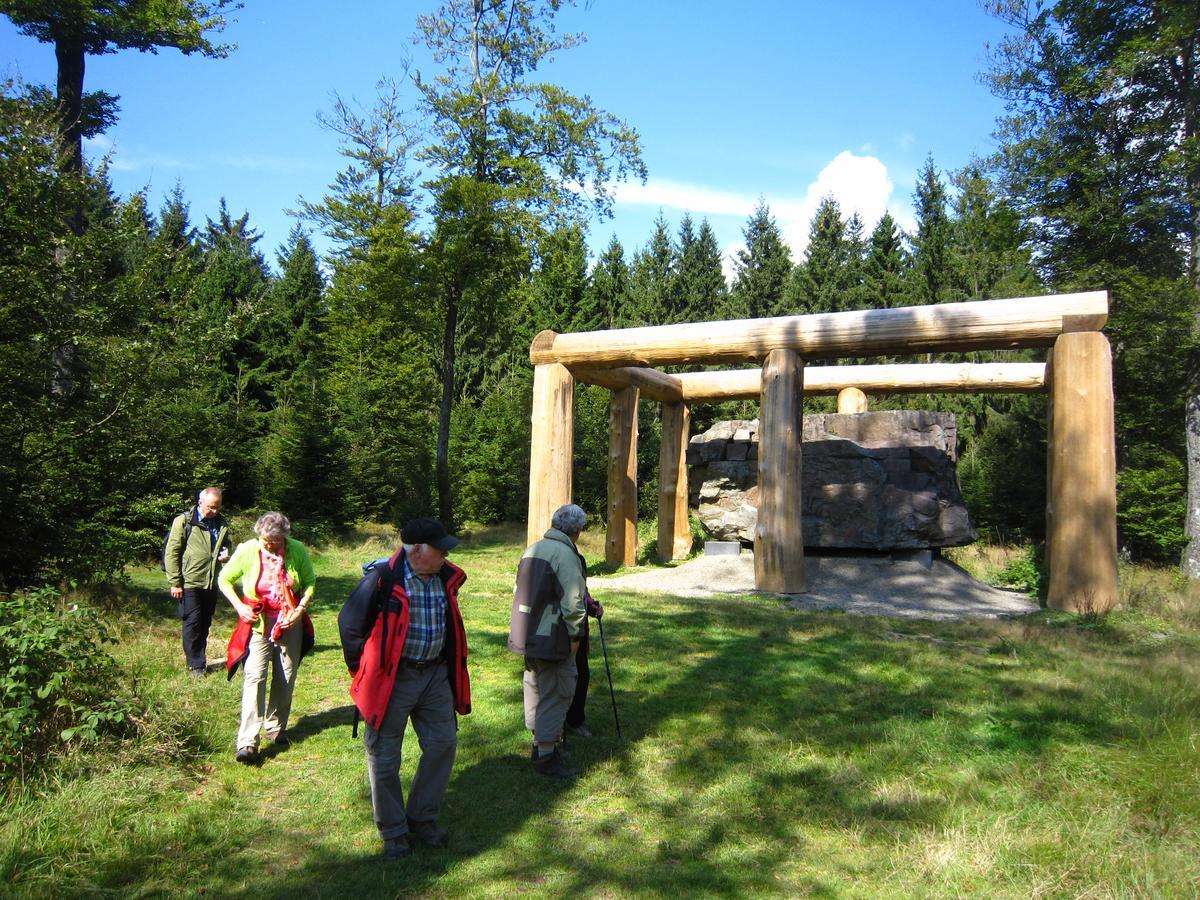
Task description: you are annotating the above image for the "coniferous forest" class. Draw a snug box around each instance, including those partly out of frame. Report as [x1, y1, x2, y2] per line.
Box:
[2, 0, 1198, 592]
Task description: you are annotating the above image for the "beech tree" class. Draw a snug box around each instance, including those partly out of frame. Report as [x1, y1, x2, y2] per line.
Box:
[986, 0, 1200, 565]
[412, 0, 646, 522]
[0, 0, 235, 186]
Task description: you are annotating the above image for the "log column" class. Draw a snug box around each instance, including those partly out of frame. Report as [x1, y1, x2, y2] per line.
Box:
[658, 401, 692, 561]
[1046, 332, 1118, 613]
[606, 386, 639, 567]
[754, 349, 806, 593]
[527, 363, 575, 545]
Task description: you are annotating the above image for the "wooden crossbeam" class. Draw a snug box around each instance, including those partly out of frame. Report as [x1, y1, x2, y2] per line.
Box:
[674, 362, 1047, 401]
[531, 292, 1107, 369]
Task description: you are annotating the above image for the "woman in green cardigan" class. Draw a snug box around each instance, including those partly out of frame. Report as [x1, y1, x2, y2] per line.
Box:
[218, 511, 316, 764]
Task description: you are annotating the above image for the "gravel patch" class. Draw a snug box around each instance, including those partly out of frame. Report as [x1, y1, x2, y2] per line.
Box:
[593, 551, 1039, 621]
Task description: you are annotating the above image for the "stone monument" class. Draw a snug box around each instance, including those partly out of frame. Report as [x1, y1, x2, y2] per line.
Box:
[686, 411, 977, 550]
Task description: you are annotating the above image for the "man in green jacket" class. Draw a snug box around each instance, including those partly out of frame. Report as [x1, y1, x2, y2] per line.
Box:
[509, 504, 589, 779]
[164, 487, 232, 677]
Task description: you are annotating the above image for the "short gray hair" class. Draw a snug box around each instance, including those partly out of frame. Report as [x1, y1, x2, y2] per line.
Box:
[254, 511, 291, 541]
[551, 504, 587, 536]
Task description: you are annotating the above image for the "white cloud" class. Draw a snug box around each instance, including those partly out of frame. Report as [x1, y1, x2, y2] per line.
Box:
[217, 154, 327, 174]
[609, 179, 755, 219]
[721, 240, 744, 284]
[612, 151, 900, 260]
[774, 151, 894, 254]
[83, 135, 193, 173]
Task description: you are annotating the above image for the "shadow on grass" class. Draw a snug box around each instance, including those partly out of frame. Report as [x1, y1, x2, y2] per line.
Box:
[13, 569, 1191, 898]
[256, 704, 358, 762]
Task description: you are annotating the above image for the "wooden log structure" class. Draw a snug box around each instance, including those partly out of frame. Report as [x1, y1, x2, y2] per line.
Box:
[531, 292, 1107, 369]
[754, 350, 806, 593]
[606, 386, 639, 567]
[527, 290, 1118, 614]
[526, 363, 575, 546]
[658, 402, 692, 562]
[837, 387, 868, 413]
[671, 362, 1047, 401]
[1045, 332, 1118, 613]
[568, 365, 683, 403]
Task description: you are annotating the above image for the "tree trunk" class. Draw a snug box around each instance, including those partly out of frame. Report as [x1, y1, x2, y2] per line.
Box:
[1184, 392, 1200, 578]
[436, 283, 459, 526]
[1180, 35, 1200, 578]
[54, 36, 86, 234]
[1183, 180, 1200, 577]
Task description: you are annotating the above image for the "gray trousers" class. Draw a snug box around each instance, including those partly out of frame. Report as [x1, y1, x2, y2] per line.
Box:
[364, 660, 458, 840]
[237, 619, 302, 750]
[524, 655, 578, 744]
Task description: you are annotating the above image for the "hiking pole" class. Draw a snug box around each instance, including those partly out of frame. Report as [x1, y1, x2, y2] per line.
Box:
[596, 615, 622, 740]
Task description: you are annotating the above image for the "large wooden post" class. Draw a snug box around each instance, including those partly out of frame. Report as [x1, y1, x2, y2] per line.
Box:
[527, 363, 575, 545]
[606, 386, 639, 567]
[1046, 332, 1118, 613]
[658, 401, 692, 561]
[755, 349, 806, 593]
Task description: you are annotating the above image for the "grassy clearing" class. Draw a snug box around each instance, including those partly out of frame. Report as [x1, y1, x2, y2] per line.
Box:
[4, 527, 1200, 897]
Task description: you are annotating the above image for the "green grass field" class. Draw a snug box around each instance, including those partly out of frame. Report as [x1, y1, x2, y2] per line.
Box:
[3, 526, 1200, 897]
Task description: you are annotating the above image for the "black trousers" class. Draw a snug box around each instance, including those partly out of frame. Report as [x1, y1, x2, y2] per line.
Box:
[180, 587, 218, 670]
[565, 621, 590, 728]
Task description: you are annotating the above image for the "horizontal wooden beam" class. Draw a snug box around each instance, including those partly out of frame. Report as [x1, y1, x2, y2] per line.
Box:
[568, 365, 683, 402]
[530, 292, 1107, 369]
[676, 362, 1047, 401]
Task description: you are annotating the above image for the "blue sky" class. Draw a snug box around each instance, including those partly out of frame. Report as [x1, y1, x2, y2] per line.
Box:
[1, 1, 1017, 275]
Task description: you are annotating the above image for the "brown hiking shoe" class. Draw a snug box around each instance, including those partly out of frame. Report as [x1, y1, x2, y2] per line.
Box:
[407, 819, 449, 848]
[532, 747, 575, 779]
[382, 835, 411, 860]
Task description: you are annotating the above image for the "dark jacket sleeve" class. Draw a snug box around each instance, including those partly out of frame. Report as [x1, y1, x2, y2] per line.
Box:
[339, 570, 382, 673]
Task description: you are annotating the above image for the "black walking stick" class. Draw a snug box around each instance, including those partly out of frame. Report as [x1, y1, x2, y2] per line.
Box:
[596, 615, 622, 740]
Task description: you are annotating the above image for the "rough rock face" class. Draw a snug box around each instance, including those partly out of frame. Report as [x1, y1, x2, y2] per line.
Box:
[687, 412, 977, 550]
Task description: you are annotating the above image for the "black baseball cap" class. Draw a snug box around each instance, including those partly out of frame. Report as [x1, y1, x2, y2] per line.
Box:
[401, 517, 459, 552]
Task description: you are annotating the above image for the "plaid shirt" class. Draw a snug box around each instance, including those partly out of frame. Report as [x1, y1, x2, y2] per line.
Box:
[400, 556, 446, 663]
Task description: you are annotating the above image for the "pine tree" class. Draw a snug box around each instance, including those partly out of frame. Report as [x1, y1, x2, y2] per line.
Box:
[731, 200, 792, 319]
[677, 216, 729, 322]
[630, 214, 678, 326]
[862, 212, 911, 309]
[788, 195, 852, 314]
[529, 225, 589, 336]
[189, 200, 271, 506]
[943, 163, 1034, 302]
[587, 235, 632, 330]
[911, 157, 954, 305]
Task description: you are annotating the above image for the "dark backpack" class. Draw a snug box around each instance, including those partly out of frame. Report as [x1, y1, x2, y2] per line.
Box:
[160, 509, 196, 571]
[338, 556, 396, 674]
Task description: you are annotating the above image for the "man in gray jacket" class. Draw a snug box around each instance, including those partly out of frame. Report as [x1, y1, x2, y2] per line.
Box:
[509, 504, 589, 779]
[164, 487, 232, 677]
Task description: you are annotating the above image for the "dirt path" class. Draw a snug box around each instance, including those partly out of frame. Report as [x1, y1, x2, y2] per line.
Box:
[594, 552, 1039, 621]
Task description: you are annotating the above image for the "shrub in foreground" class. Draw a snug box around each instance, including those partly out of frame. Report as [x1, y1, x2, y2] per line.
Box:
[0, 588, 131, 781]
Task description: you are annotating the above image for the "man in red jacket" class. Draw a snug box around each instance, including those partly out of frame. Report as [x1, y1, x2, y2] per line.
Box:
[347, 518, 470, 861]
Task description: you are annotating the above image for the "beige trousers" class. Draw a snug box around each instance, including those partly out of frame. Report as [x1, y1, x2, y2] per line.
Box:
[523, 655, 578, 744]
[237, 619, 303, 750]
